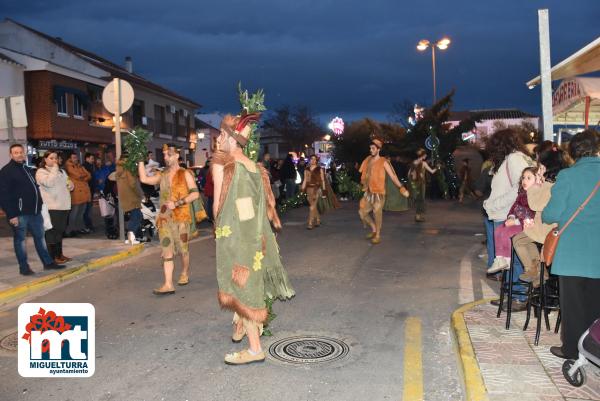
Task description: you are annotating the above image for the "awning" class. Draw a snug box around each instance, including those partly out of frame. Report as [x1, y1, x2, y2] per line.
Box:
[552, 77, 600, 126]
[526, 36, 600, 88]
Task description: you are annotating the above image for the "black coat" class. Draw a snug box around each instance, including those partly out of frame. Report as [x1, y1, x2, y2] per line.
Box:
[0, 160, 44, 219]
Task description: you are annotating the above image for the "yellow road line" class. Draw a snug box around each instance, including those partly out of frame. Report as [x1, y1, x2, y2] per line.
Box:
[403, 316, 423, 401]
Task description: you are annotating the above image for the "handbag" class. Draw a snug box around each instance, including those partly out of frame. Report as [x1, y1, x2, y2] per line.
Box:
[99, 196, 115, 218]
[542, 179, 600, 264]
[41, 204, 53, 231]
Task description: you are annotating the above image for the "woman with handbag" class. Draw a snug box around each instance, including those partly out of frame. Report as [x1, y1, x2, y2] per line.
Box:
[542, 129, 600, 360]
[35, 151, 74, 263]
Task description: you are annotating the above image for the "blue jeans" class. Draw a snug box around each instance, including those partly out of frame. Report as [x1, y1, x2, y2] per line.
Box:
[126, 208, 142, 234]
[12, 214, 54, 271]
[484, 216, 496, 268]
[83, 201, 93, 229]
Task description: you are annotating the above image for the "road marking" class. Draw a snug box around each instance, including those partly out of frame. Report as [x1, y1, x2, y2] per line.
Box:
[403, 316, 423, 401]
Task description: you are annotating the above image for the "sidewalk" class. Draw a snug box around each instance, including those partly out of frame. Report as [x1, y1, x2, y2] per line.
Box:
[456, 296, 600, 400]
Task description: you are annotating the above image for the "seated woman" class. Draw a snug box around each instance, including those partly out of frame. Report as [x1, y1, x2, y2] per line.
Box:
[542, 129, 600, 360]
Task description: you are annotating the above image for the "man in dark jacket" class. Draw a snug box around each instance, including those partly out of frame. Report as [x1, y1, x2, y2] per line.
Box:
[82, 152, 96, 232]
[0, 144, 65, 275]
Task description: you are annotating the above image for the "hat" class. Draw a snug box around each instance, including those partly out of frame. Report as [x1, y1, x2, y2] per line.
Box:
[220, 112, 261, 147]
[371, 138, 383, 149]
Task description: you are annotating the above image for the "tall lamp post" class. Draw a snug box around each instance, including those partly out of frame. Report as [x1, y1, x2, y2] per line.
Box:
[417, 38, 451, 104]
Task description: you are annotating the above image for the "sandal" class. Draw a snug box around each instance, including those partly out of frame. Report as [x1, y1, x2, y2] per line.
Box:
[153, 286, 175, 295]
[224, 349, 265, 365]
[177, 274, 189, 286]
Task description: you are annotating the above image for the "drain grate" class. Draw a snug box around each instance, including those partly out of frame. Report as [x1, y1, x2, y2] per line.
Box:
[268, 335, 349, 364]
[0, 332, 18, 352]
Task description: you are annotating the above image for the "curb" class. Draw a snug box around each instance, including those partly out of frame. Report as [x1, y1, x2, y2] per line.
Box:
[451, 298, 494, 401]
[0, 243, 145, 306]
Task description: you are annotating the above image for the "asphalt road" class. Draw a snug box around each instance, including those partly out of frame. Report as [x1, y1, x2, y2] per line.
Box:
[0, 199, 491, 401]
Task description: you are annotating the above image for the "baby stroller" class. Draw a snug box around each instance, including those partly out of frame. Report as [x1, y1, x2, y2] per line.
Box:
[139, 196, 158, 242]
[562, 318, 600, 387]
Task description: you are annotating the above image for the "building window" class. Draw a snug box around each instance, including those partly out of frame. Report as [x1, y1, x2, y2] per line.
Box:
[57, 94, 68, 116]
[73, 96, 84, 119]
[154, 105, 165, 134]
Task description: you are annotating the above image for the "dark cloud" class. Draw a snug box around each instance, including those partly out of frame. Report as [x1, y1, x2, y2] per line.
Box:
[4, 0, 599, 121]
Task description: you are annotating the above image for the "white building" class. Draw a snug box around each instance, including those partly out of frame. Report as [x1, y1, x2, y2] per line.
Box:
[0, 52, 27, 166]
[446, 109, 540, 145]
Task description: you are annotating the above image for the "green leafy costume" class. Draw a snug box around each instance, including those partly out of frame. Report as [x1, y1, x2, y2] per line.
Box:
[214, 152, 294, 323]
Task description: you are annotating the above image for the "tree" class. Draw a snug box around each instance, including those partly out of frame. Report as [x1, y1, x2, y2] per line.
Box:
[332, 118, 407, 163]
[262, 106, 325, 154]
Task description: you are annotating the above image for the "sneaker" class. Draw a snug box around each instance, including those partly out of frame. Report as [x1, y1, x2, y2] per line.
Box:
[224, 349, 266, 365]
[487, 258, 509, 274]
[125, 232, 140, 245]
[43, 262, 66, 270]
[20, 269, 35, 276]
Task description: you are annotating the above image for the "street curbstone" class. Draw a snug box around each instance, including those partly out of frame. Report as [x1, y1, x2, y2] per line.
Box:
[451, 298, 494, 401]
[0, 244, 145, 306]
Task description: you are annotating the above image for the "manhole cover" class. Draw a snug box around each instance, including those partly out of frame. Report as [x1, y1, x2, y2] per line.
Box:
[0, 332, 18, 352]
[268, 335, 349, 364]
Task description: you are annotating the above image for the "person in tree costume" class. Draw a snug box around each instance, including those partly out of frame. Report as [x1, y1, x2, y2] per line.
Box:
[409, 148, 438, 222]
[138, 143, 205, 295]
[301, 155, 326, 229]
[358, 138, 410, 244]
[212, 113, 295, 365]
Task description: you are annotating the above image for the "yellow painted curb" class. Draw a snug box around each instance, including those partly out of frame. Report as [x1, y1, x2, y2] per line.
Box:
[451, 298, 495, 401]
[0, 244, 145, 305]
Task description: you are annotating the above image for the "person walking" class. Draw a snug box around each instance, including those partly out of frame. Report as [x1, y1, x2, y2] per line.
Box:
[0, 144, 65, 275]
[138, 143, 200, 294]
[281, 154, 297, 199]
[458, 158, 476, 202]
[358, 138, 410, 243]
[409, 149, 438, 222]
[212, 113, 294, 365]
[65, 152, 92, 236]
[35, 151, 74, 264]
[116, 154, 143, 245]
[301, 155, 326, 229]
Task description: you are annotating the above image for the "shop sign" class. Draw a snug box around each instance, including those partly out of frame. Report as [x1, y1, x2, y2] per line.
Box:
[552, 79, 583, 115]
[38, 140, 78, 150]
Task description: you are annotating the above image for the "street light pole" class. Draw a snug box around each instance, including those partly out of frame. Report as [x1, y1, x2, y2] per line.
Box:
[417, 37, 450, 105]
[431, 45, 437, 104]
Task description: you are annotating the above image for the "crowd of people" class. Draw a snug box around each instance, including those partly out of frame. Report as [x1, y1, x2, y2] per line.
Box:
[480, 128, 600, 363]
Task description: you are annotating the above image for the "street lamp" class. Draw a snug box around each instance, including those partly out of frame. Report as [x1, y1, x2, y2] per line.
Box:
[417, 37, 451, 104]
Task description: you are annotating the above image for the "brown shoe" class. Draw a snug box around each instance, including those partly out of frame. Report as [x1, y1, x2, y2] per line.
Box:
[415, 214, 425, 222]
[60, 255, 72, 262]
[366, 232, 376, 239]
[224, 349, 266, 365]
[54, 256, 68, 264]
[371, 236, 381, 244]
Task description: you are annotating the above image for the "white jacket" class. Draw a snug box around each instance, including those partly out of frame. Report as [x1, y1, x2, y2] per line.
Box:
[35, 166, 72, 211]
[483, 151, 534, 221]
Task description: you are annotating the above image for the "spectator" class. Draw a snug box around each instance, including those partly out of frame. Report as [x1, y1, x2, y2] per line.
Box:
[115, 154, 143, 245]
[65, 152, 92, 236]
[542, 129, 600, 360]
[36, 151, 74, 263]
[82, 152, 96, 231]
[0, 144, 64, 275]
[484, 128, 535, 310]
[297, 157, 306, 186]
[94, 151, 116, 194]
[204, 160, 214, 222]
[512, 141, 569, 284]
[281, 154, 297, 199]
[142, 151, 160, 198]
[270, 159, 282, 201]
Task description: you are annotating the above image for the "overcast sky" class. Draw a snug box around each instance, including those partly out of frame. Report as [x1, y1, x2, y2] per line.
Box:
[4, 0, 599, 123]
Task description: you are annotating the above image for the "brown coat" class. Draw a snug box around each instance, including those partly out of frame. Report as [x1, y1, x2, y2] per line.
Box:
[115, 161, 143, 212]
[65, 159, 91, 205]
[523, 182, 556, 244]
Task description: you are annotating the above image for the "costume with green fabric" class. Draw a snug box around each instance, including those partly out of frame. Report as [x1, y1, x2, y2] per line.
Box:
[384, 174, 409, 211]
[215, 152, 294, 324]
